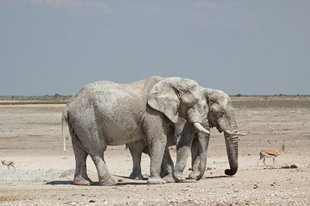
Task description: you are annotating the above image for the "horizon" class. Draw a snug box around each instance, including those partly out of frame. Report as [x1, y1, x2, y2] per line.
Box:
[1, 93, 310, 98]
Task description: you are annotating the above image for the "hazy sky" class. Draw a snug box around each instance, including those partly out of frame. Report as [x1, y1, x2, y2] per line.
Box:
[1, 0, 309, 96]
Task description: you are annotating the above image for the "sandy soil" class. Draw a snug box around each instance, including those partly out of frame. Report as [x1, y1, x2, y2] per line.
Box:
[1, 97, 310, 205]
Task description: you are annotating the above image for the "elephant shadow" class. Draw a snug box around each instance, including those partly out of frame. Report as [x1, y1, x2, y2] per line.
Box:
[46, 176, 148, 186]
[46, 175, 229, 186]
[205, 175, 230, 179]
[46, 180, 73, 185]
[46, 181, 147, 186]
[113, 175, 148, 186]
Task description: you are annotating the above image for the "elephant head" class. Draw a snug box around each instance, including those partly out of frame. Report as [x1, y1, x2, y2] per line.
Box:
[148, 77, 209, 135]
[204, 88, 242, 176]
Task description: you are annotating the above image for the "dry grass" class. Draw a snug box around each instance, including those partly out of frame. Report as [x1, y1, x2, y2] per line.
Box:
[231, 96, 310, 108]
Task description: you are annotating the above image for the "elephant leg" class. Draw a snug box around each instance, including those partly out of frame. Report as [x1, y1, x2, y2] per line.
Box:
[74, 125, 116, 186]
[144, 117, 168, 184]
[91, 153, 116, 186]
[147, 139, 167, 184]
[189, 137, 200, 179]
[87, 129, 116, 186]
[127, 140, 145, 180]
[71, 133, 92, 186]
[174, 123, 195, 182]
[161, 146, 175, 183]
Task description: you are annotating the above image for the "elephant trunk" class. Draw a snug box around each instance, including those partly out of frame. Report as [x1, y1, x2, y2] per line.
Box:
[219, 112, 240, 176]
[224, 133, 238, 175]
[195, 132, 210, 180]
[223, 120, 239, 176]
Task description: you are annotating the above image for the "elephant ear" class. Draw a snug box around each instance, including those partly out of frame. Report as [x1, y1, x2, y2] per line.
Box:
[204, 88, 230, 110]
[148, 77, 199, 123]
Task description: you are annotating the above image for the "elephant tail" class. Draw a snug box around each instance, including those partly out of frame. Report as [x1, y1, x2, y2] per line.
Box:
[62, 107, 69, 152]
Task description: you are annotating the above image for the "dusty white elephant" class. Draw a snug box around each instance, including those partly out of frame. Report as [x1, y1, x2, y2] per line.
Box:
[127, 87, 242, 182]
[62, 76, 210, 186]
[174, 88, 243, 181]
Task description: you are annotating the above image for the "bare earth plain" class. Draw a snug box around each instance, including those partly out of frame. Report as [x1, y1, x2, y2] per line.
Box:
[0, 96, 310, 206]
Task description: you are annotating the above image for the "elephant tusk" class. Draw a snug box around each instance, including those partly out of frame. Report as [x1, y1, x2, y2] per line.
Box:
[224, 130, 247, 136]
[193, 122, 210, 134]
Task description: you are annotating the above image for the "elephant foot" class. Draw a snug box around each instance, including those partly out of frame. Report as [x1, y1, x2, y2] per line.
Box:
[129, 172, 144, 180]
[188, 171, 200, 179]
[173, 172, 186, 183]
[98, 176, 116, 186]
[160, 170, 170, 178]
[147, 177, 166, 184]
[73, 176, 91, 186]
[163, 174, 175, 183]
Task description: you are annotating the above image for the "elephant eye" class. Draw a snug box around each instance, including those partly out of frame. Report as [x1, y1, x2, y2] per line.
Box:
[216, 112, 225, 118]
[216, 111, 225, 119]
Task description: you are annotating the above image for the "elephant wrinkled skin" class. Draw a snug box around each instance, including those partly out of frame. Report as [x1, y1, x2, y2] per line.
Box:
[62, 76, 210, 185]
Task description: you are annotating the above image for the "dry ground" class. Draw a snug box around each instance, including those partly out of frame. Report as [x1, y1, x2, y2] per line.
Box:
[0, 96, 310, 205]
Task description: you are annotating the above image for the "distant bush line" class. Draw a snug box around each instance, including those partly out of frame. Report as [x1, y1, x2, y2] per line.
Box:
[0, 95, 71, 104]
[0, 94, 309, 108]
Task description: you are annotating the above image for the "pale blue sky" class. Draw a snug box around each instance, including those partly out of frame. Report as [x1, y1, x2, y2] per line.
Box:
[0, 0, 309, 95]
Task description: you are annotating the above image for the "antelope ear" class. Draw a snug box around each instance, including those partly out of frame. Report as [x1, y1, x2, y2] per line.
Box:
[148, 77, 199, 123]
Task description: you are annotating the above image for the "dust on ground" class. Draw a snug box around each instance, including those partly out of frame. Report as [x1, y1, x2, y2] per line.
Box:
[0, 96, 310, 205]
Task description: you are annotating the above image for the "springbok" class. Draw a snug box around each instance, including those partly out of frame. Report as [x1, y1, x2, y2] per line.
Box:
[1, 160, 16, 170]
[257, 144, 285, 168]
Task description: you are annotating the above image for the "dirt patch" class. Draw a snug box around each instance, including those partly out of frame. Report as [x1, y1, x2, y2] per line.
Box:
[0, 195, 25, 202]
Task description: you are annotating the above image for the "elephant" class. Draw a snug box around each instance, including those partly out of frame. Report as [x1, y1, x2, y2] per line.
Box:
[62, 76, 210, 186]
[127, 87, 242, 182]
[174, 88, 243, 181]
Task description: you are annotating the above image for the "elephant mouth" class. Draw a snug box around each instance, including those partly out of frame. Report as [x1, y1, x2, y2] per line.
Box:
[208, 121, 222, 133]
[215, 124, 223, 133]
